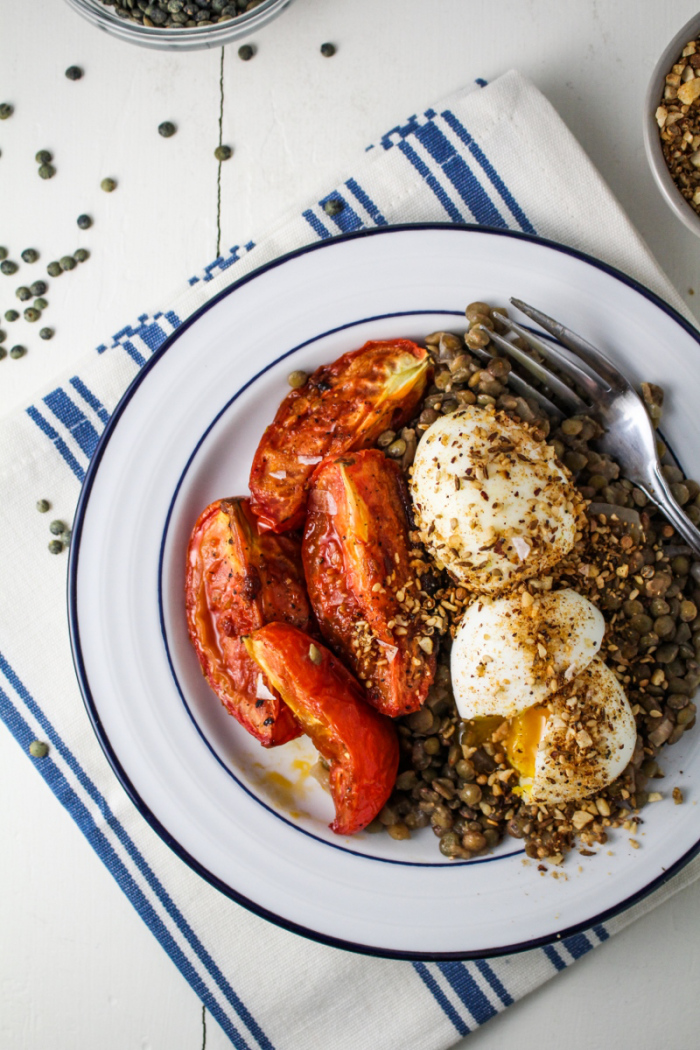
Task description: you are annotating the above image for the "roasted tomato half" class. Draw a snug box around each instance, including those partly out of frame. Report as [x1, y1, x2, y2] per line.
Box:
[185, 497, 313, 747]
[249, 340, 430, 533]
[244, 623, 399, 835]
[302, 449, 437, 717]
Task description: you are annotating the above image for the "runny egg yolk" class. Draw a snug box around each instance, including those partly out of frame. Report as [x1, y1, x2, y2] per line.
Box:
[504, 705, 550, 779]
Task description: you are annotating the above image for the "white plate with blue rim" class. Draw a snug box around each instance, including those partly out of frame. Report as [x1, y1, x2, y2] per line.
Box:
[69, 223, 700, 959]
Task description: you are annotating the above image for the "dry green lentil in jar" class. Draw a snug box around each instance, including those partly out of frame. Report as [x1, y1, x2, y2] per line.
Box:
[370, 300, 700, 863]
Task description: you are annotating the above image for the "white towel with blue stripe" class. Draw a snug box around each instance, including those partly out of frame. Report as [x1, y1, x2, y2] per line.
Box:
[1, 69, 699, 1049]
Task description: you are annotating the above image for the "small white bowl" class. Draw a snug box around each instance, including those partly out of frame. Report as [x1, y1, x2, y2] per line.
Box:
[644, 11, 700, 236]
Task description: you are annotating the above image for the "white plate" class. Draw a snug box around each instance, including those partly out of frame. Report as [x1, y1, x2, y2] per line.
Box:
[69, 225, 700, 959]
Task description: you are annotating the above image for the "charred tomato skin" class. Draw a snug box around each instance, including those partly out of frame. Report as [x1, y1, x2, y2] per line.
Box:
[244, 623, 399, 835]
[302, 449, 437, 717]
[249, 340, 430, 533]
[185, 497, 312, 746]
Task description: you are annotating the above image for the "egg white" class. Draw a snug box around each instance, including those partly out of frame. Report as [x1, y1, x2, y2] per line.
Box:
[410, 406, 581, 593]
[451, 588, 605, 721]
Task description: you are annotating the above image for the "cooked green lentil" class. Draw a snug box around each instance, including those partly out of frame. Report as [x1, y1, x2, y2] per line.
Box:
[287, 369, 308, 389]
[29, 740, 49, 757]
[36, 499, 50, 513]
[373, 302, 699, 864]
[101, 178, 117, 192]
[60, 256, 76, 271]
[238, 44, 255, 60]
[0, 103, 13, 120]
[0, 329, 6, 342]
[9, 345, 25, 359]
[158, 121, 176, 138]
[320, 42, 336, 57]
[24, 308, 40, 322]
[48, 539, 63, 555]
[77, 214, 93, 230]
[0, 347, 6, 361]
[323, 199, 344, 216]
[34, 298, 48, 310]
[39, 327, 54, 340]
[49, 519, 66, 536]
[35, 150, 52, 165]
[21, 248, 39, 263]
[1, 260, 18, 275]
[38, 164, 56, 179]
[65, 66, 83, 80]
[214, 145, 233, 162]
[15, 286, 31, 301]
[0, 248, 7, 261]
[4, 310, 19, 322]
[47, 262, 62, 277]
[74, 249, 89, 263]
[30, 280, 47, 296]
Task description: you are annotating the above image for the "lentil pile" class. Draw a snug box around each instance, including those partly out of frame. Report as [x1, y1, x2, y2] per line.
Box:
[367, 302, 697, 864]
[96, 0, 266, 28]
[656, 34, 700, 216]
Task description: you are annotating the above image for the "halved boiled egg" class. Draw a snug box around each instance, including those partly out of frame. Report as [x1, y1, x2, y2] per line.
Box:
[410, 406, 583, 594]
[504, 657, 636, 804]
[451, 588, 605, 721]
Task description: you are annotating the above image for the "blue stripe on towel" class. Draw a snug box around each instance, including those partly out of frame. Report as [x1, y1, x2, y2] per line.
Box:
[25, 406, 85, 482]
[43, 389, 101, 460]
[475, 959, 514, 1007]
[543, 944, 567, 972]
[413, 963, 470, 1036]
[121, 339, 147, 368]
[345, 178, 388, 225]
[319, 193, 364, 233]
[69, 377, 111, 426]
[440, 110, 536, 234]
[437, 962, 498, 1026]
[562, 932, 593, 960]
[302, 209, 332, 240]
[396, 140, 464, 223]
[0, 653, 276, 1050]
[412, 121, 507, 227]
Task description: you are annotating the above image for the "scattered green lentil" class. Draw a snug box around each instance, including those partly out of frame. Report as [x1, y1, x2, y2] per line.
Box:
[287, 369, 308, 389]
[30, 280, 47, 296]
[24, 307, 41, 322]
[0, 329, 5, 342]
[4, 310, 19, 322]
[60, 255, 76, 271]
[74, 248, 89, 263]
[9, 345, 26, 359]
[320, 42, 336, 57]
[34, 298, 48, 310]
[0, 103, 14, 120]
[47, 262, 62, 277]
[323, 198, 344, 216]
[15, 286, 31, 301]
[77, 214, 92, 230]
[101, 177, 117, 192]
[35, 150, 52, 165]
[158, 121, 176, 138]
[48, 539, 63, 555]
[38, 164, 56, 179]
[238, 44, 255, 60]
[29, 740, 49, 758]
[1, 260, 18, 275]
[39, 327, 54, 340]
[65, 65, 83, 80]
[21, 248, 39, 263]
[0, 347, 6, 361]
[49, 519, 66, 535]
[214, 145, 233, 162]
[0, 247, 7, 260]
[36, 499, 50, 513]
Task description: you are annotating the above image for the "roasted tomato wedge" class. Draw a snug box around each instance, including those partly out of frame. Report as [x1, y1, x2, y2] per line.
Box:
[302, 449, 437, 717]
[243, 623, 399, 835]
[185, 497, 313, 747]
[249, 340, 430, 533]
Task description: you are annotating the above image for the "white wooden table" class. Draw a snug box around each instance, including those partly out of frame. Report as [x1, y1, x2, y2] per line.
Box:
[2, 2, 700, 1047]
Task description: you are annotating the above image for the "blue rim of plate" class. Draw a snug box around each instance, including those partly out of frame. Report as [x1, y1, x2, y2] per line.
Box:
[67, 221, 700, 961]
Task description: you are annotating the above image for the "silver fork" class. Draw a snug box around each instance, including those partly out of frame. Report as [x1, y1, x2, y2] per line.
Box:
[475, 297, 700, 557]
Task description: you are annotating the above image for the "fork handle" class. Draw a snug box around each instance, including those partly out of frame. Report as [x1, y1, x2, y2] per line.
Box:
[643, 466, 700, 558]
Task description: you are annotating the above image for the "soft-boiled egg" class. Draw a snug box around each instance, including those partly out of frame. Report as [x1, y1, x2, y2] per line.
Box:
[505, 657, 636, 804]
[410, 406, 583, 593]
[451, 588, 605, 721]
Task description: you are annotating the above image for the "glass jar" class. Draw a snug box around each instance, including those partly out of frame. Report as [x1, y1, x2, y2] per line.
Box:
[62, 0, 295, 51]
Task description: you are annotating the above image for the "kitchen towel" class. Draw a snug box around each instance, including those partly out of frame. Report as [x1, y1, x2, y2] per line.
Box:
[1, 69, 698, 1050]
